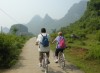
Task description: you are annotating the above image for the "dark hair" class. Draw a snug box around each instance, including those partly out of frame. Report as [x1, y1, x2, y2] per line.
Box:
[41, 28, 46, 33]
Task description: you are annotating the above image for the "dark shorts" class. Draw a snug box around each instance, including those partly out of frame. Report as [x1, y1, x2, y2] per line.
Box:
[55, 49, 64, 57]
[39, 52, 49, 59]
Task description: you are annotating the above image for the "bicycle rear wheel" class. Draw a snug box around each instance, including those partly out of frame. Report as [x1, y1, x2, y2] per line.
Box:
[58, 53, 65, 69]
[44, 64, 48, 73]
[42, 54, 48, 73]
[44, 56, 48, 73]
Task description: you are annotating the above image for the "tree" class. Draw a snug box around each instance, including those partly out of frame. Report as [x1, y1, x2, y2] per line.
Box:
[12, 27, 18, 35]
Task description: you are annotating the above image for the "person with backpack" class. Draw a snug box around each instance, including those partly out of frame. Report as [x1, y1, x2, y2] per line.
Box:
[36, 28, 50, 67]
[52, 32, 66, 63]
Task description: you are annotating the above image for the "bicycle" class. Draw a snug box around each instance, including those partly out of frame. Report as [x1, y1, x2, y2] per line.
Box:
[41, 53, 49, 73]
[58, 52, 65, 69]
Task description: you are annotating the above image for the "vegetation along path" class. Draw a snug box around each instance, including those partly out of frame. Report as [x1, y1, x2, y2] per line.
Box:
[0, 37, 84, 73]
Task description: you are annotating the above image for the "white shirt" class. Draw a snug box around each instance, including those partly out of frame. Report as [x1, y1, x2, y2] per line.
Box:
[36, 33, 50, 52]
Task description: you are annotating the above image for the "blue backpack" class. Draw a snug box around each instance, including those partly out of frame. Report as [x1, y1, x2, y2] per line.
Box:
[41, 34, 49, 47]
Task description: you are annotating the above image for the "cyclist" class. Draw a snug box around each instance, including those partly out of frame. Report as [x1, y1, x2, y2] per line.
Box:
[52, 32, 66, 63]
[36, 28, 50, 67]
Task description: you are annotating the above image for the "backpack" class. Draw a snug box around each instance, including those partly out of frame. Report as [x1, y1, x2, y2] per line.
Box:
[41, 34, 49, 47]
[59, 37, 66, 48]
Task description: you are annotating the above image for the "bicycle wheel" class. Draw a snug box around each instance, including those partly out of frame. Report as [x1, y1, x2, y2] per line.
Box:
[44, 64, 48, 73]
[58, 53, 65, 69]
[44, 55, 48, 73]
[42, 54, 48, 73]
[42, 59, 45, 68]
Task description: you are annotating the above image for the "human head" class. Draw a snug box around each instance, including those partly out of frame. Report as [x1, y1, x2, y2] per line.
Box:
[41, 28, 46, 33]
[58, 32, 62, 36]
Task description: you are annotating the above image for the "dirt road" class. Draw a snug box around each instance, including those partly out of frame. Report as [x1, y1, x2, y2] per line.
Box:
[0, 37, 84, 73]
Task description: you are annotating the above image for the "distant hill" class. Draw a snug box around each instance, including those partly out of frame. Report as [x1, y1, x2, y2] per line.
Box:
[10, 24, 32, 36]
[26, 0, 87, 35]
[2, 27, 9, 33]
[58, 0, 87, 26]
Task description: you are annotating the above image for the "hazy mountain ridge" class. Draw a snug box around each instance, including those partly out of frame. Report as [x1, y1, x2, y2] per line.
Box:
[2, 27, 9, 33]
[58, 0, 87, 26]
[26, 0, 87, 35]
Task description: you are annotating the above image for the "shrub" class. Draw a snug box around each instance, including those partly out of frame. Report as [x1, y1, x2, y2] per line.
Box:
[0, 34, 26, 68]
[96, 31, 100, 41]
[86, 45, 100, 59]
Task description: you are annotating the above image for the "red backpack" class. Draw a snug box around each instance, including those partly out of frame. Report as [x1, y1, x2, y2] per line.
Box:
[59, 37, 66, 48]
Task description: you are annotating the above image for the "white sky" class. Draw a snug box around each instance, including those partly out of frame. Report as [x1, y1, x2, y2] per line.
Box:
[0, 0, 82, 29]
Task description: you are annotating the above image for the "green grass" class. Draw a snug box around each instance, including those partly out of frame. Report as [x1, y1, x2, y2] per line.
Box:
[65, 48, 100, 73]
[50, 39, 100, 73]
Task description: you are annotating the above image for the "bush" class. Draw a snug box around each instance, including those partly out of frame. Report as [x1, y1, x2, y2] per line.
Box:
[86, 45, 100, 59]
[96, 31, 100, 41]
[0, 34, 26, 68]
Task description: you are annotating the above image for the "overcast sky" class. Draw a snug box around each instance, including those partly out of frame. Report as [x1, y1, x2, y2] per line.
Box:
[0, 0, 82, 29]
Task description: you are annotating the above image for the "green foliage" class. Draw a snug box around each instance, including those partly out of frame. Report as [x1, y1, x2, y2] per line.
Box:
[96, 30, 100, 41]
[59, 0, 100, 60]
[11, 27, 18, 35]
[50, 33, 57, 41]
[64, 33, 71, 38]
[0, 34, 26, 68]
[86, 45, 100, 59]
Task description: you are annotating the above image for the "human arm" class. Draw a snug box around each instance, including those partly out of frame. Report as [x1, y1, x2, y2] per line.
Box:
[35, 35, 40, 45]
[52, 36, 58, 44]
[52, 39, 56, 43]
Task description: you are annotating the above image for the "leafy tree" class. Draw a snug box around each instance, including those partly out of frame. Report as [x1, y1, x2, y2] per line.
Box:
[12, 27, 18, 35]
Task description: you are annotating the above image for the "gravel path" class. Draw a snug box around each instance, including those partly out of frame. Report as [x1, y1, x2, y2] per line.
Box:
[0, 37, 84, 73]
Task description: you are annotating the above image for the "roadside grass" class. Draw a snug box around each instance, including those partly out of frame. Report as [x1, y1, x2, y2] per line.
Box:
[50, 40, 100, 73]
[65, 37, 100, 73]
[65, 47, 100, 73]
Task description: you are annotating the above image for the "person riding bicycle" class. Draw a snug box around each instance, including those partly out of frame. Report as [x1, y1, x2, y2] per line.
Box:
[52, 32, 66, 63]
[36, 28, 50, 67]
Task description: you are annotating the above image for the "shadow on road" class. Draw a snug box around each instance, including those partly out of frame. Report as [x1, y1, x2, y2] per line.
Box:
[41, 66, 65, 73]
